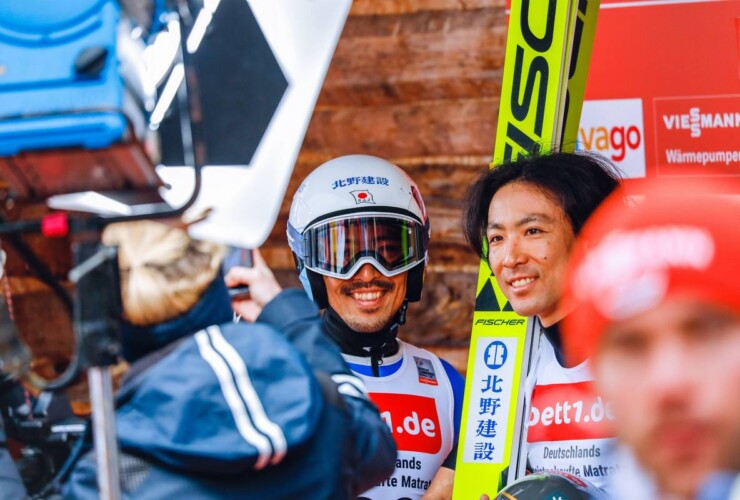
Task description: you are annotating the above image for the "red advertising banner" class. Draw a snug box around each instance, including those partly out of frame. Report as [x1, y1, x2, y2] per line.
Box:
[371, 393, 443, 454]
[579, 0, 740, 186]
[654, 95, 740, 175]
[527, 381, 615, 443]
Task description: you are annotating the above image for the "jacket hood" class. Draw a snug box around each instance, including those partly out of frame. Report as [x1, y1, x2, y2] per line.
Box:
[119, 275, 234, 363]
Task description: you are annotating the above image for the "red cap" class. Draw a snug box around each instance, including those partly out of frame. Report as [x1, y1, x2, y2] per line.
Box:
[562, 176, 740, 365]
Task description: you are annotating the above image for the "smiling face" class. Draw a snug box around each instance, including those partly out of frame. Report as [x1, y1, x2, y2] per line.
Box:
[324, 264, 407, 333]
[595, 300, 740, 497]
[486, 181, 576, 326]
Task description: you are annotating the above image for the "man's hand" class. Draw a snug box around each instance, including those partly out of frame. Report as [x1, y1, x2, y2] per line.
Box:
[224, 248, 282, 322]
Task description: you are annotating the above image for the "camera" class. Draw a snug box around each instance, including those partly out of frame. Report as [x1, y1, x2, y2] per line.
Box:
[0, 373, 85, 496]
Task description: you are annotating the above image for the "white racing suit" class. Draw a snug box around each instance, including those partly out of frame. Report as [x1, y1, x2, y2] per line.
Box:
[344, 340, 464, 500]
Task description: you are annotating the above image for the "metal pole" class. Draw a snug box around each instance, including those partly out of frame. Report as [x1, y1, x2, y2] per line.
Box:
[88, 367, 121, 500]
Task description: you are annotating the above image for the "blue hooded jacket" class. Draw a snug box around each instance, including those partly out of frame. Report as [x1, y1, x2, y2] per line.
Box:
[64, 280, 396, 499]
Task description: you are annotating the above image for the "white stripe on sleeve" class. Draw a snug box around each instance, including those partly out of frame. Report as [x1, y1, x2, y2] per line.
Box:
[194, 330, 272, 469]
[331, 374, 368, 398]
[206, 326, 288, 465]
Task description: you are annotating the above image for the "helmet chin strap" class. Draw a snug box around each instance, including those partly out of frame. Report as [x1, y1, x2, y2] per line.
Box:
[388, 298, 408, 334]
[322, 299, 408, 377]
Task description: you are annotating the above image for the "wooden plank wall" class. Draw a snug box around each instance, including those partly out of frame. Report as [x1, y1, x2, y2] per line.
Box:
[1, 0, 508, 383]
[264, 0, 508, 372]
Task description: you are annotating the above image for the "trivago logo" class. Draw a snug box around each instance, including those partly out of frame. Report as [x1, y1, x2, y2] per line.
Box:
[371, 393, 442, 454]
[580, 124, 641, 162]
[578, 99, 646, 179]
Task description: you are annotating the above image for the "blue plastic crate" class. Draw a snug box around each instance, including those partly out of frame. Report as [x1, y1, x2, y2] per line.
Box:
[0, 0, 126, 155]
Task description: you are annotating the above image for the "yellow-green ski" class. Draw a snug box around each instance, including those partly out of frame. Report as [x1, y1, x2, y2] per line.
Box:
[453, 1, 600, 497]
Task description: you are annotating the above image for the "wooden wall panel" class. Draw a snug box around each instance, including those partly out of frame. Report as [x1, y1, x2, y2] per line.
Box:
[302, 98, 499, 159]
[350, 0, 505, 16]
[4, 277, 74, 361]
[320, 8, 506, 106]
[0, 3, 508, 377]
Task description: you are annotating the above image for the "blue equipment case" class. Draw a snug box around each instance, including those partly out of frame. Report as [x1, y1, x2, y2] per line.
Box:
[0, 0, 126, 155]
[0, 0, 163, 202]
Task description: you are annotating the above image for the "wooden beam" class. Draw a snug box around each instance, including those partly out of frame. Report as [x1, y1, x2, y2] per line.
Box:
[350, 0, 505, 16]
[427, 242, 480, 274]
[343, 6, 505, 38]
[320, 8, 506, 106]
[403, 269, 476, 345]
[303, 97, 499, 159]
[4, 277, 74, 361]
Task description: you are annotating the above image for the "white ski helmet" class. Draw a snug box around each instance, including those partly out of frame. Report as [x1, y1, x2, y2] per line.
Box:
[287, 155, 430, 308]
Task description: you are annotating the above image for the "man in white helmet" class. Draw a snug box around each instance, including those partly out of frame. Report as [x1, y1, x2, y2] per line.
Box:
[287, 155, 465, 499]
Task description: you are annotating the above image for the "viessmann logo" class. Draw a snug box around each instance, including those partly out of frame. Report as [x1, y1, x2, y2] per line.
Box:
[653, 96, 740, 175]
[662, 107, 740, 138]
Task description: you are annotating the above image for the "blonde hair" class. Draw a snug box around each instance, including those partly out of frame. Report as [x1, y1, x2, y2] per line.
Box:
[102, 220, 226, 326]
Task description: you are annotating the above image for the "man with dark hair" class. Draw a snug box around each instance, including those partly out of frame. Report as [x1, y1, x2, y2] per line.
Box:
[462, 151, 622, 493]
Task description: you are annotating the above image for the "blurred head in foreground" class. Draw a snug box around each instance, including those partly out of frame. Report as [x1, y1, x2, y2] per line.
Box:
[562, 177, 740, 498]
[103, 220, 226, 359]
[103, 219, 225, 325]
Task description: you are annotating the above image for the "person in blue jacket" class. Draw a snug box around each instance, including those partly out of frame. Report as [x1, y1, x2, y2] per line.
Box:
[64, 219, 396, 499]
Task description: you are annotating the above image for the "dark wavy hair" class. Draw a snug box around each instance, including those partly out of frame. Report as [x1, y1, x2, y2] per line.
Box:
[462, 151, 622, 261]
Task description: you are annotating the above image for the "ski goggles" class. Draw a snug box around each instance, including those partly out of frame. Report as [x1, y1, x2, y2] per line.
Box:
[300, 214, 427, 279]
